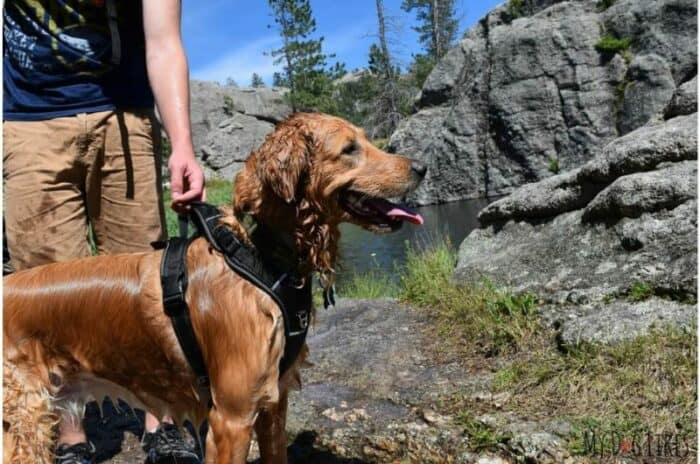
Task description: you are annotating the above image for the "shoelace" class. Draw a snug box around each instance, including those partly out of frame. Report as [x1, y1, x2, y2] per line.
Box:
[144, 425, 199, 460]
[54, 443, 94, 464]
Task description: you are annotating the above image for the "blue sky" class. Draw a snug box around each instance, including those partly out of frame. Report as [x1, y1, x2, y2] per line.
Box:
[183, 0, 503, 86]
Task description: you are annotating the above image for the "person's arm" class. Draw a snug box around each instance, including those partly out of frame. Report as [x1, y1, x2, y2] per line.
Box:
[142, 0, 205, 212]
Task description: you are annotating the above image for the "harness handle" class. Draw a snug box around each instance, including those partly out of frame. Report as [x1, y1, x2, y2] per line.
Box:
[178, 214, 189, 239]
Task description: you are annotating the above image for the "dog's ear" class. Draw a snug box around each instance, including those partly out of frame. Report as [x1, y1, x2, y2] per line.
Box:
[257, 121, 309, 203]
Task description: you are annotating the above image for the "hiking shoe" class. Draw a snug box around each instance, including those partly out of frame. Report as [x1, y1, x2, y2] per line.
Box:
[142, 423, 201, 463]
[54, 442, 95, 464]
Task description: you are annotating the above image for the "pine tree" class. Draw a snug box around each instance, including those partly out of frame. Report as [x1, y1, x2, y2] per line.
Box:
[267, 0, 343, 111]
[272, 72, 285, 87]
[368, 43, 393, 78]
[251, 73, 265, 88]
[402, 0, 458, 59]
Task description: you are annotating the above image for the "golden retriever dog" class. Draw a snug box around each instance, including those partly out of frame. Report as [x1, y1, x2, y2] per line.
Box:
[3, 112, 426, 464]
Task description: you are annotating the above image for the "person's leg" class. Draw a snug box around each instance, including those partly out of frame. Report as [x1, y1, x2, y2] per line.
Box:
[4, 115, 94, 459]
[3, 117, 92, 271]
[87, 109, 166, 255]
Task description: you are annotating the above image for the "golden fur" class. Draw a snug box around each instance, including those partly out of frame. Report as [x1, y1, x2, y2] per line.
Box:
[3, 113, 424, 464]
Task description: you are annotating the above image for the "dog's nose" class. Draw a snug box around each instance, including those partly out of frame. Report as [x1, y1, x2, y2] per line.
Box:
[411, 160, 427, 178]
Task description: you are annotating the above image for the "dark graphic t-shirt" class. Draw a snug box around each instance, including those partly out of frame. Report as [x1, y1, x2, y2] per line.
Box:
[3, 0, 154, 121]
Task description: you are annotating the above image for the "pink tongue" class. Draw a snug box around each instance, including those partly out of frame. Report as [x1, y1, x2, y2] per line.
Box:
[386, 207, 424, 225]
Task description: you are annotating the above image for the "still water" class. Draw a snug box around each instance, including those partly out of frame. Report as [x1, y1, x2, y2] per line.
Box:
[335, 197, 492, 284]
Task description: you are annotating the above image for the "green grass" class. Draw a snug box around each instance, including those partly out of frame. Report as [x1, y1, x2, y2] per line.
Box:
[491, 326, 697, 454]
[371, 138, 389, 150]
[339, 270, 397, 299]
[595, 34, 633, 54]
[163, 179, 233, 237]
[627, 281, 654, 302]
[456, 413, 512, 451]
[398, 240, 540, 355]
[389, 239, 696, 455]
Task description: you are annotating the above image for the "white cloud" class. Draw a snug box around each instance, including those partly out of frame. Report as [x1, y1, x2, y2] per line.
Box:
[191, 35, 282, 86]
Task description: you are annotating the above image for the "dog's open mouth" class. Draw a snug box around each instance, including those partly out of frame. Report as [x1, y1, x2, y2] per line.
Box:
[340, 190, 424, 230]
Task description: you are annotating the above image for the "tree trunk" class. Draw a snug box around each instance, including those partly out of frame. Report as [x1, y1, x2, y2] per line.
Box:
[375, 0, 393, 80]
[432, 0, 441, 58]
[280, 9, 297, 111]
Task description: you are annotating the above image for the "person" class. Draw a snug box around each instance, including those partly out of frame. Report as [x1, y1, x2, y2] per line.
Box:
[3, 0, 205, 463]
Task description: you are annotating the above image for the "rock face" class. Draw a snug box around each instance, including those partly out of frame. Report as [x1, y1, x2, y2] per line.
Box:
[189, 81, 292, 179]
[389, 0, 697, 205]
[455, 113, 697, 345]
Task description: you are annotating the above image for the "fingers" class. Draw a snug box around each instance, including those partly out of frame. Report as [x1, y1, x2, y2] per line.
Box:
[170, 160, 205, 213]
[169, 161, 185, 198]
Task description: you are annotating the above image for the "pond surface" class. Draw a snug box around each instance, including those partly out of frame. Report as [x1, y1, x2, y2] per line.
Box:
[335, 197, 493, 284]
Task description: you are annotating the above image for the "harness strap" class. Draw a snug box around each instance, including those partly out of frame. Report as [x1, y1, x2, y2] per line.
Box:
[187, 203, 312, 373]
[159, 202, 312, 385]
[188, 204, 292, 332]
[160, 237, 209, 388]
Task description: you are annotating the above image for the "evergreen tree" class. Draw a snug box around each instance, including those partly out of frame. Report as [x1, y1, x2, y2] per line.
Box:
[402, 0, 458, 59]
[267, 0, 344, 111]
[251, 73, 265, 88]
[408, 53, 435, 88]
[368, 43, 394, 78]
[272, 72, 285, 87]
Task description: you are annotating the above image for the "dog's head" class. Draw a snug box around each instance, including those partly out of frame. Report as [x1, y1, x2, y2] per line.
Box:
[233, 113, 426, 278]
[234, 112, 426, 231]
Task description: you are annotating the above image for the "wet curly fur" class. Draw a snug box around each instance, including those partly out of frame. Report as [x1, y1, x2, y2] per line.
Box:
[3, 112, 423, 464]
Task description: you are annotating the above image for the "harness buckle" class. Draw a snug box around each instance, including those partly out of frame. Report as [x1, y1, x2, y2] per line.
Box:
[297, 311, 309, 330]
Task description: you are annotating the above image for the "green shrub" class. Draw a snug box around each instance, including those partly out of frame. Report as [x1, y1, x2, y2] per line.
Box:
[548, 157, 560, 174]
[507, 0, 524, 18]
[628, 281, 654, 302]
[595, 0, 616, 11]
[595, 34, 632, 54]
[223, 95, 234, 116]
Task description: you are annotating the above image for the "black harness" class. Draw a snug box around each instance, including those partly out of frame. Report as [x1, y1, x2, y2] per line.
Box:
[157, 202, 312, 390]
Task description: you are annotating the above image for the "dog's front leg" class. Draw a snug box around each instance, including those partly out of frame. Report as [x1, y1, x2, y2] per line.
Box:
[254, 390, 288, 464]
[205, 406, 254, 464]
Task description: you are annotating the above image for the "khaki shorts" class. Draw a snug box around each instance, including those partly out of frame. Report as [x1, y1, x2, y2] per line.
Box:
[4, 109, 166, 271]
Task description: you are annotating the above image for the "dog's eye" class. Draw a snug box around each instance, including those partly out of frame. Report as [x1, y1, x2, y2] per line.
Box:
[341, 142, 358, 155]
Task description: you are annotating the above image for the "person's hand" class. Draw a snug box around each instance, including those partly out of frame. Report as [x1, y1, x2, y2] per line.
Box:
[168, 149, 206, 214]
